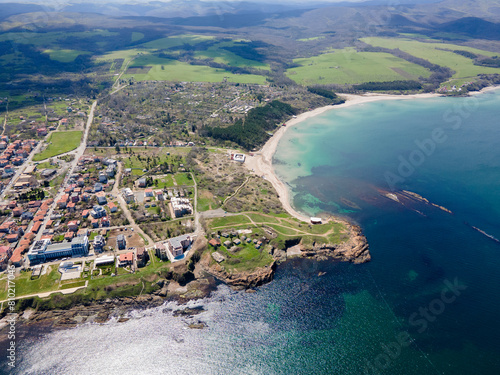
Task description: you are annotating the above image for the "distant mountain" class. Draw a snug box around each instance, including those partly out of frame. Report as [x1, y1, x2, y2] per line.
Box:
[0, 2, 44, 20]
[436, 17, 500, 40]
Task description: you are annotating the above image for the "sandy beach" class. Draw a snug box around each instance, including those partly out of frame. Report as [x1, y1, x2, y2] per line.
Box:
[244, 92, 443, 222]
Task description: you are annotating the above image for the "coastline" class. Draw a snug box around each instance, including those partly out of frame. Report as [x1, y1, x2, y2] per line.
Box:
[244, 91, 441, 223]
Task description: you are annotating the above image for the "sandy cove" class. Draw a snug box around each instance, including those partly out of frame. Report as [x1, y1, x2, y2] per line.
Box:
[244, 92, 441, 223]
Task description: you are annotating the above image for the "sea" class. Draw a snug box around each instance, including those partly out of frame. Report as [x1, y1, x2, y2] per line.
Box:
[2, 90, 500, 375]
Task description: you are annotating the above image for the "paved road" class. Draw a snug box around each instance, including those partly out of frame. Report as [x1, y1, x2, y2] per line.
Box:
[111, 162, 154, 247]
[35, 101, 98, 241]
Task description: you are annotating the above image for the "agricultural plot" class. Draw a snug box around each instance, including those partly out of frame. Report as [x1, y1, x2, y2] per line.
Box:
[33, 130, 83, 161]
[193, 40, 269, 70]
[123, 55, 266, 84]
[286, 48, 430, 85]
[361, 37, 500, 81]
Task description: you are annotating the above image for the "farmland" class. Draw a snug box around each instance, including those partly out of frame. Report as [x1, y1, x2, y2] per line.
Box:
[361, 37, 500, 82]
[286, 48, 430, 85]
[33, 131, 83, 161]
[122, 55, 267, 84]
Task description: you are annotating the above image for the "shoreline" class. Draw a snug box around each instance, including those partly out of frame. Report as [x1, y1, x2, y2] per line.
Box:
[245, 85, 500, 224]
[244, 91, 441, 223]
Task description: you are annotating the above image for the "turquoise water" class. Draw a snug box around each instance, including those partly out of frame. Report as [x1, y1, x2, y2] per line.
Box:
[273, 90, 500, 374]
[4, 91, 500, 375]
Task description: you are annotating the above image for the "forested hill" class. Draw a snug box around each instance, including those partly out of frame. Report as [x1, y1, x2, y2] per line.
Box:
[207, 101, 297, 150]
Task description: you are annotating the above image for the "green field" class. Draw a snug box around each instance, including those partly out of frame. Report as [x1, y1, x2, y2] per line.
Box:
[123, 55, 266, 84]
[131, 32, 144, 43]
[213, 242, 274, 272]
[43, 49, 91, 62]
[174, 172, 193, 186]
[361, 37, 500, 82]
[33, 130, 83, 161]
[0, 267, 61, 300]
[286, 47, 430, 85]
[193, 40, 269, 70]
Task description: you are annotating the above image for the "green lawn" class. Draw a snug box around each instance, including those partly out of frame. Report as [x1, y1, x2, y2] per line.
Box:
[0, 267, 61, 300]
[33, 131, 83, 161]
[361, 37, 500, 81]
[214, 244, 274, 273]
[155, 175, 175, 188]
[286, 47, 430, 85]
[174, 172, 193, 186]
[123, 55, 266, 84]
[210, 214, 252, 228]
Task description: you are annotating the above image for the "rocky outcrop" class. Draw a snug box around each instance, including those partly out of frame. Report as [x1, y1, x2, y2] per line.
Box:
[299, 224, 371, 264]
[204, 261, 276, 290]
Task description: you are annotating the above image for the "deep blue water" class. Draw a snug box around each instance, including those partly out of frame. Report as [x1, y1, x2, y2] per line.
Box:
[3, 90, 500, 375]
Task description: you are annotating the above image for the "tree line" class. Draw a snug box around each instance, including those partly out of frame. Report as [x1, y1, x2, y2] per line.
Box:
[207, 100, 296, 150]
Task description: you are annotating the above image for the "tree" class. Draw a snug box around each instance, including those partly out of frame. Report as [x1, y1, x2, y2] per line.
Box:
[115, 144, 121, 153]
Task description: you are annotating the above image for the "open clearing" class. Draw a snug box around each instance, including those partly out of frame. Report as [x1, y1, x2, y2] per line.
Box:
[33, 131, 83, 161]
[286, 47, 430, 85]
[43, 49, 91, 63]
[361, 37, 500, 81]
[123, 55, 266, 84]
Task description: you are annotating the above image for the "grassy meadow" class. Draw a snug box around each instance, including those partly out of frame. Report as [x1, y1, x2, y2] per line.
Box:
[33, 131, 83, 161]
[361, 37, 500, 82]
[286, 48, 430, 85]
[123, 55, 267, 84]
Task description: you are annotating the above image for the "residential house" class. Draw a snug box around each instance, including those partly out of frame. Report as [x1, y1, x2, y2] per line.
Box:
[90, 205, 106, 219]
[96, 192, 107, 205]
[6, 233, 19, 243]
[67, 202, 76, 212]
[101, 217, 110, 227]
[167, 234, 192, 258]
[37, 128, 47, 137]
[93, 235, 105, 252]
[116, 234, 126, 250]
[122, 188, 135, 203]
[67, 221, 79, 232]
[108, 202, 117, 213]
[118, 252, 134, 267]
[137, 177, 147, 188]
[136, 247, 149, 267]
[30, 222, 41, 234]
[77, 228, 88, 237]
[154, 190, 164, 201]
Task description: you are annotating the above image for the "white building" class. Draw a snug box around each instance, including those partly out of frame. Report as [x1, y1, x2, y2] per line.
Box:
[170, 197, 193, 218]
